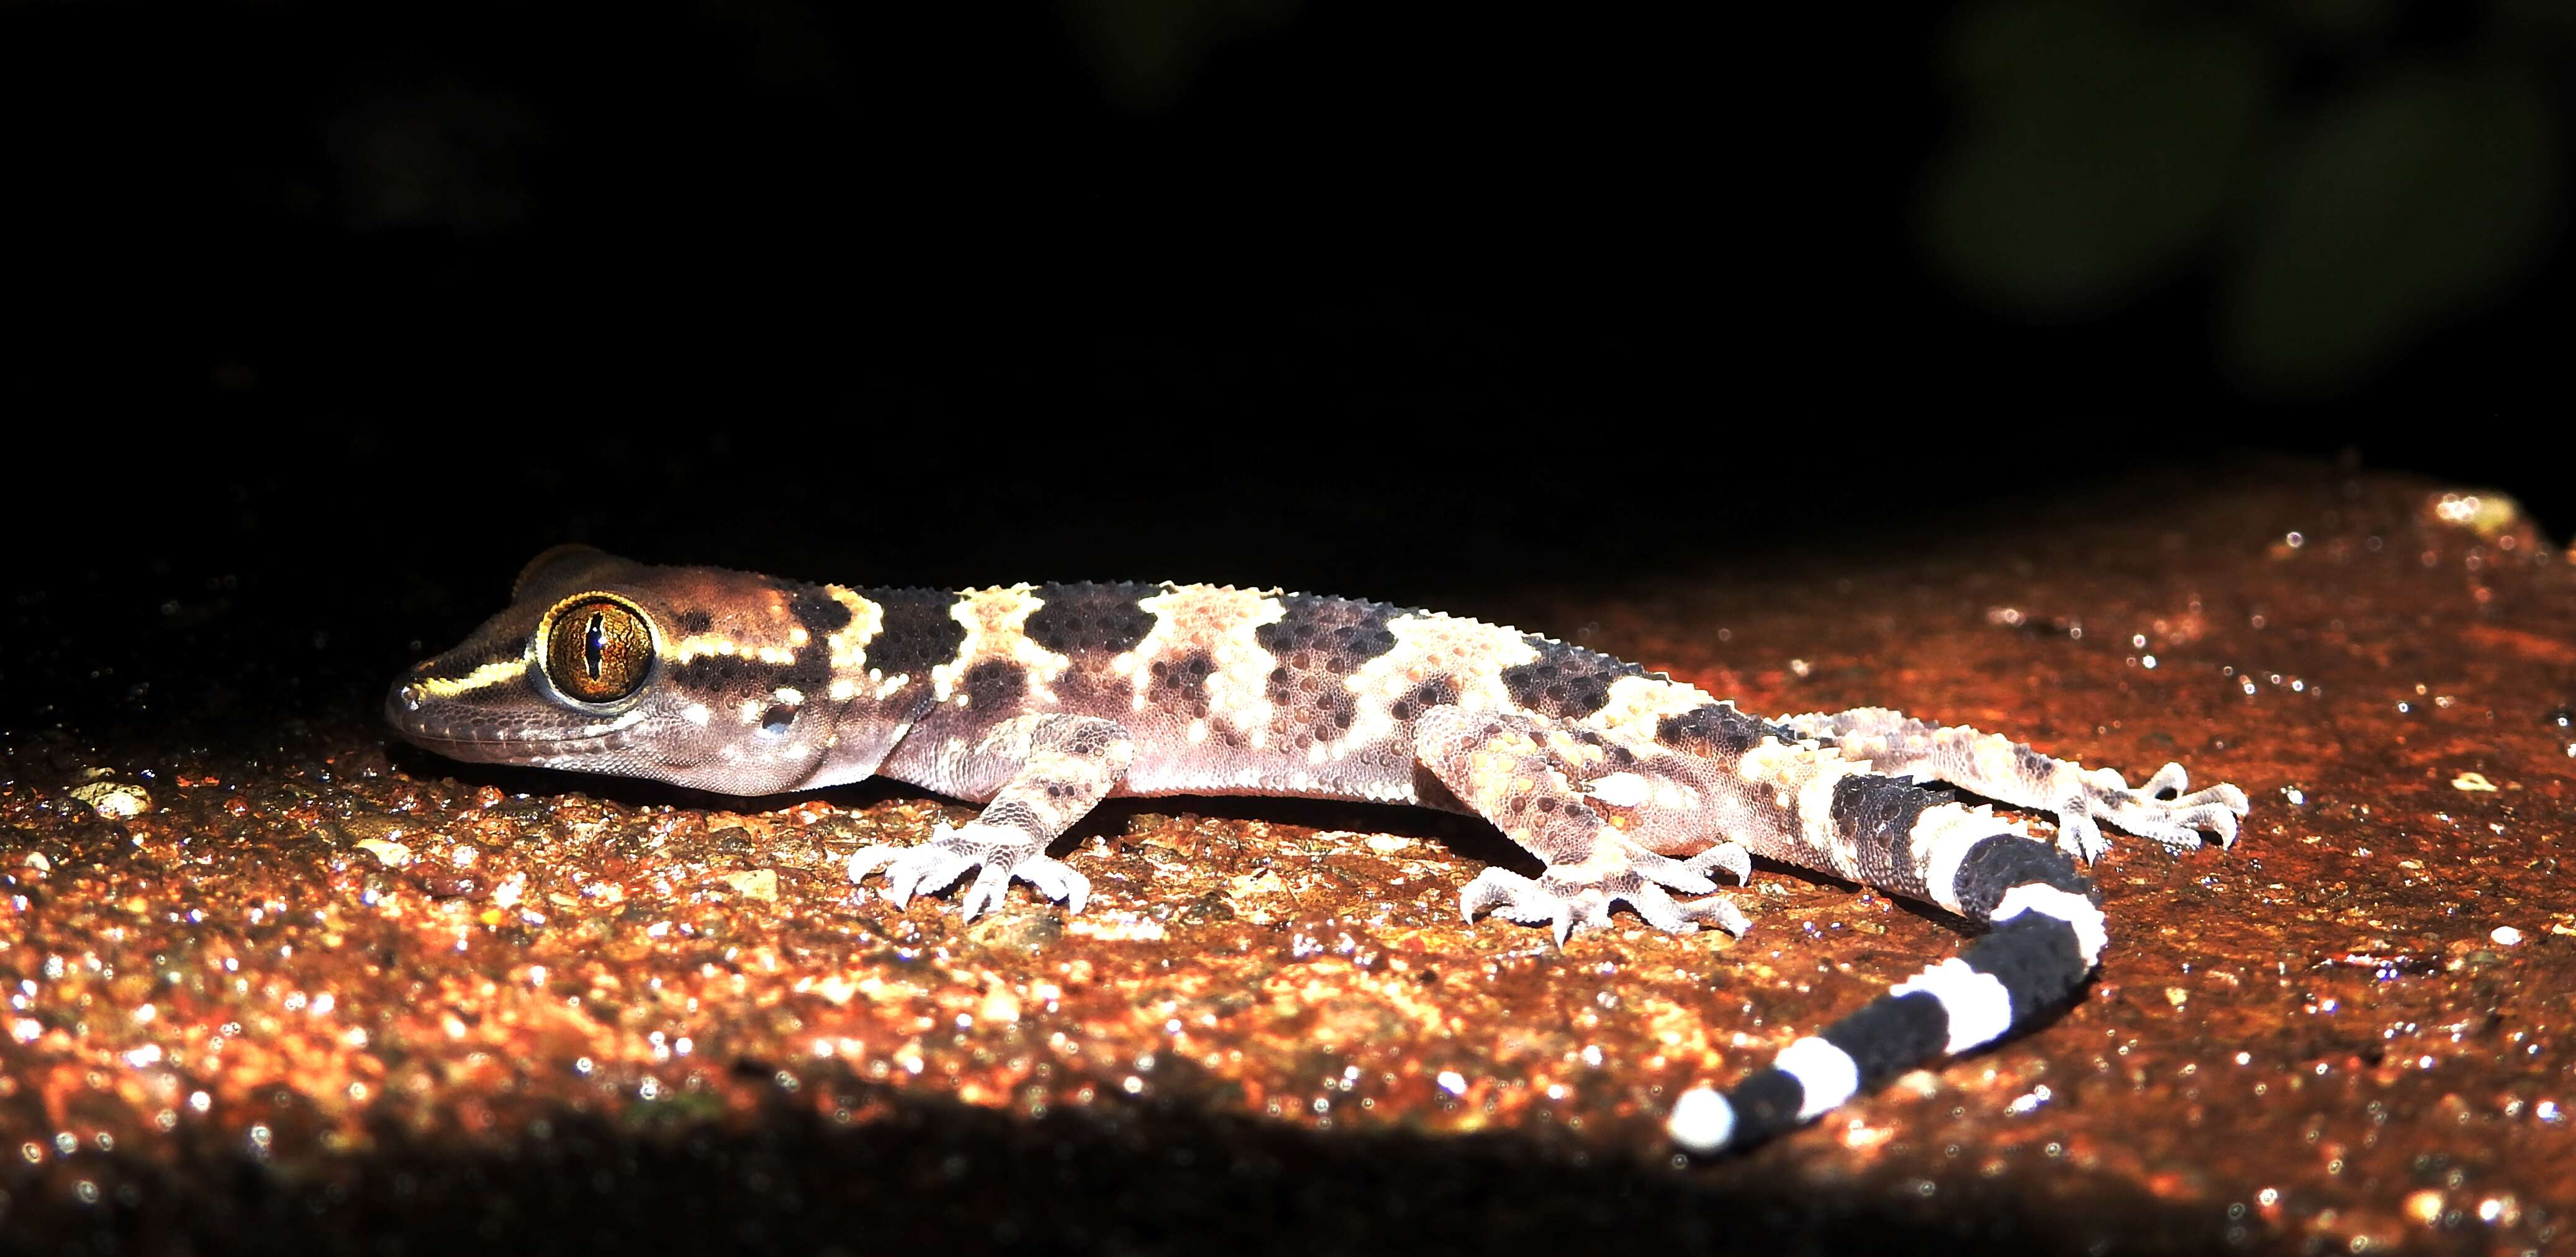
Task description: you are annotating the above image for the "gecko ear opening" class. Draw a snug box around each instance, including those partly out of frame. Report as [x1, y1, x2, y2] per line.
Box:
[513, 545, 626, 601]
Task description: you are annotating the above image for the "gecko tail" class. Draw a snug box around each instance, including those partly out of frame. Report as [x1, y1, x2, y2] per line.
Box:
[1666, 833, 2105, 1155]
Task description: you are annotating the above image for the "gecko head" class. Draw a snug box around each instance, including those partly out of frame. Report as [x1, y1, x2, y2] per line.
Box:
[387, 545, 847, 794]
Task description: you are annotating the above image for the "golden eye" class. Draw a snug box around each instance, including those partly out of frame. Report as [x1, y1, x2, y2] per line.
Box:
[541, 596, 654, 704]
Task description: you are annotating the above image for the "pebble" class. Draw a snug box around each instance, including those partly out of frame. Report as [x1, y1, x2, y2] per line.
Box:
[355, 838, 414, 868]
[66, 781, 151, 819]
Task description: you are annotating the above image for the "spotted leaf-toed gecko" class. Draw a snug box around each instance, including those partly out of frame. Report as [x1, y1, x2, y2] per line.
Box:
[388, 546, 2249, 1152]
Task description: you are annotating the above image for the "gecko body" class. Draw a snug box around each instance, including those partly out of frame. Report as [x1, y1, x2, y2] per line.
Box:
[389, 545, 2249, 1151]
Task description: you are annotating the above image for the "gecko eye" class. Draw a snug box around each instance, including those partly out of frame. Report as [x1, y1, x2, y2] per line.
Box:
[539, 596, 654, 704]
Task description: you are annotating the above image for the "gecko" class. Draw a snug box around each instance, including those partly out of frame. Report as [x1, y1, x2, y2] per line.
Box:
[387, 545, 2249, 1153]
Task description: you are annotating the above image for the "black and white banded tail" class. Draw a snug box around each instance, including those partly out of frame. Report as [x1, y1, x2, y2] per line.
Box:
[1665, 833, 2106, 1153]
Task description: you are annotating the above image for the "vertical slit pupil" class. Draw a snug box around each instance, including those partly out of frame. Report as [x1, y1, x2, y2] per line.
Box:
[584, 612, 607, 679]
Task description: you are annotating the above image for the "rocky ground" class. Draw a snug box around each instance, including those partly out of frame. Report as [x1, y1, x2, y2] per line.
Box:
[2, 461, 2568, 1255]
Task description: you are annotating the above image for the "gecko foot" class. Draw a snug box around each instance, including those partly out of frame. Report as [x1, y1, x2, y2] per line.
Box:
[2054, 763, 2252, 860]
[847, 822, 1091, 920]
[1460, 848, 1750, 945]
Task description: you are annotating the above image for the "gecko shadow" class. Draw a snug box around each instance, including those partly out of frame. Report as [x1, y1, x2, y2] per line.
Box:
[387, 737, 2107, 953]
[382, 739, 1531, 872]
[8, 1074, 2241, 1257]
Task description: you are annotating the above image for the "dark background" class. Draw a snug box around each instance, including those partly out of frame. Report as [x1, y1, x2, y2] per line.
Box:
[4, 0, 2570, 729]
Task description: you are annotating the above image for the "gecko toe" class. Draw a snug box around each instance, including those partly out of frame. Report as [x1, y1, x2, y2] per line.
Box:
[850, 823, 1083, 917]
[2175, 801, 2242, 848]
[1683, 841, 1754, 886]
[1459, 868, 1546, 923]
[883, 846, 975, 906]
[1008, 855, 1091, 912]
[2047, 801, 2110, 863]
[957, 865, 1015, 920]
[1463, 863, 1739, 942]
[846, 845, 906, 885]
[1628, 847, 1719, 894]
[1677, 894, 1751, 936]
[1623, 882, 1699, 933]
[2081, 769, 2254, 855]
[1606, 881, 1746, 937]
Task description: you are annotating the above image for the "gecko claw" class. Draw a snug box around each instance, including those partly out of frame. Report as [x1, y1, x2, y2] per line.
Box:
[1460, 863, 1750, 943]
[849, 823, 1090, 918]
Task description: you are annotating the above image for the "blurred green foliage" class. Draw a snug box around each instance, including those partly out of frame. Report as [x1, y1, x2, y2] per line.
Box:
[1055, 0, 1304, 114]
[1917, 0, 2566, 397]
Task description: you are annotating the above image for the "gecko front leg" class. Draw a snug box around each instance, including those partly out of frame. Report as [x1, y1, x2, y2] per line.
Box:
[1776, 707, 2250, 861]
[848, 714, 1134, 919]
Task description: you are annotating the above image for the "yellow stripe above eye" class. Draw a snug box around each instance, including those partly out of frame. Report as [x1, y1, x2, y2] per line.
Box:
[412, 658, 530, 697]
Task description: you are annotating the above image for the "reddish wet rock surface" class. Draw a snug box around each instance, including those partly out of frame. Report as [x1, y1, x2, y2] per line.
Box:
[4, 461, 2571, 1254]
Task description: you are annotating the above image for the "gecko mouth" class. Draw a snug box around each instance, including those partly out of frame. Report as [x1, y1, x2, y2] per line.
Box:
[384, 686, 644, 763]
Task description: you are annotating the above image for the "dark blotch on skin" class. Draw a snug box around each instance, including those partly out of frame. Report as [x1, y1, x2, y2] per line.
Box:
[1150, 651, 1215, 718]
[1390, 675, 1459, 722]
[1722, 1068, 1810, 1148]
[1501, 641, 1645, 719]
[671, 653, 771, 692]
[1961, 911, 2090, 1015]
[1255, 596, 1401, 681]
[1321, 691, 1356, 731]
[963, 660, 1026, 713]
[784, 584, 854, 635]
[1828, 773, 1945, 898]
[857, 589, 970, 678]
[677, 609, 715, 635]
[1059, 722, 1121, 759]
[1258, 596, 1403, 719]
[1821, 991, 1954, 1089]
[753, 587, 839, 692]
[1026, 584, 1160, 656]
[1655, 704, 1785, 759]
[1951, 834, 2097, 920]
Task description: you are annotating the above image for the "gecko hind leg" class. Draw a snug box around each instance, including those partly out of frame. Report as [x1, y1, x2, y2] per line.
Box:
[1416, 707, 1748, 944]
[1776, 707, 2250, 861]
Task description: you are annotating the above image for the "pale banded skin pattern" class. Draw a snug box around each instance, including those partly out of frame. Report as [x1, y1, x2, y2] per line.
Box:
[389, 548, 2250, 1154]
[1663, 824, 2113, 1153]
